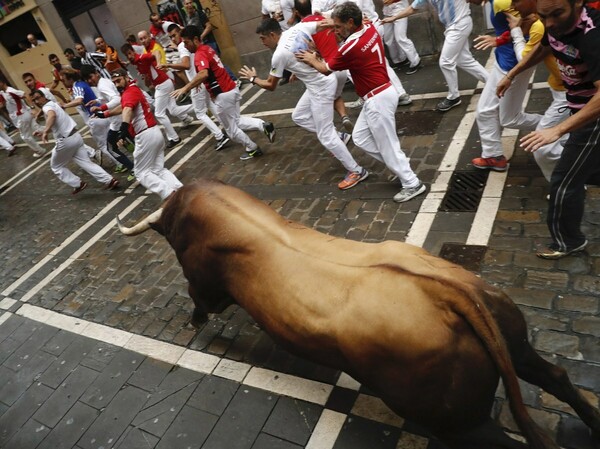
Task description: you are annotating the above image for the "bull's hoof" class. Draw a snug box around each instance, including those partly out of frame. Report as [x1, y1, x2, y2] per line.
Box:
[189, 308, 208, 328]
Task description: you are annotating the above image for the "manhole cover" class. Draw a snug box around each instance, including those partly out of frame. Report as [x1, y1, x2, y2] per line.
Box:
[439, 243, 487, 272]
[439, 171, 489, 212]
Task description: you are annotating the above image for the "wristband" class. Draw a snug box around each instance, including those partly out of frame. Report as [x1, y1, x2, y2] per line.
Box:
[505, 74, 514, 81]
[250, 76, 256, 84]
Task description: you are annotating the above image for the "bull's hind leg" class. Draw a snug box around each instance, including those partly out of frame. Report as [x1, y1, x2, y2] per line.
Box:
[514, 343, 600, 439]
[439, 418, 528, 449]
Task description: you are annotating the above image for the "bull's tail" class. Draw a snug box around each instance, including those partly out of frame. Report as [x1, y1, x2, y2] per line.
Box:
[450, 287, 559, 449]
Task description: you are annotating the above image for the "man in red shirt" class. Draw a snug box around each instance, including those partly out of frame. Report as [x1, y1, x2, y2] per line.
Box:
[297, 2, 424, 202]
[110, 68, 182, 200]
[172, 25, 275, 161]
[121, 43, 193, 148]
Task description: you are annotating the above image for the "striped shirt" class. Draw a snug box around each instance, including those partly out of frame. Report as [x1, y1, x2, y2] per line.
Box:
[411, 0, 471, 28]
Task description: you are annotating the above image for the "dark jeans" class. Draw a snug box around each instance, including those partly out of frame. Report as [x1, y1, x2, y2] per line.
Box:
[107, 129, 134, 171]
[547, 117, 600, 250]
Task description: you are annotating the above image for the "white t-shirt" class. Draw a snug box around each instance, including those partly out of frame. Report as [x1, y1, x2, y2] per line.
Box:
[0, 87, 31, 119]
[177, 41, 196, 81]
[38, 87, 58, 103]
[270, 22, 333, 94]
[43, 101, 76, 139]
[95, 78, 123, 129]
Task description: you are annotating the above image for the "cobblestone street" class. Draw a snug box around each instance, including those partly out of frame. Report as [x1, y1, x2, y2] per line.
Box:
[0, 55, 598, 449]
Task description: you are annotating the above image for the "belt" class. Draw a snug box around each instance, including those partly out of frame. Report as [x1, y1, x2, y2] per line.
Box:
[362, 82, 392, 101]
[66, 128, 78, 138]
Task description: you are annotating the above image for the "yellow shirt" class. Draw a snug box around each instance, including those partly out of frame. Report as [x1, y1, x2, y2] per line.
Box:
[144, 41, 166, 66]
[527, 20, 565, 91]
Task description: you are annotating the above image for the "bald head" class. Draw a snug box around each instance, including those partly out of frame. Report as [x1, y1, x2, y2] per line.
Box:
[138, 30, 152, 47]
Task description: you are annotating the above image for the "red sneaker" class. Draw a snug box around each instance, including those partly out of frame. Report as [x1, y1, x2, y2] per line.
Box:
[72, 181, 88, 195]
[472, 156, 508, 171]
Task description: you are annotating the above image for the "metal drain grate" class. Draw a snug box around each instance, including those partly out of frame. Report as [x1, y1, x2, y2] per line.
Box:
[439, 171, 489, 212]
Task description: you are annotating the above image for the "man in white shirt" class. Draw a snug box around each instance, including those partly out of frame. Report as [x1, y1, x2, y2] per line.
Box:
[0, 78, 46, 157]
[240, 18, 368, 190]
[30, 90, 118, 194]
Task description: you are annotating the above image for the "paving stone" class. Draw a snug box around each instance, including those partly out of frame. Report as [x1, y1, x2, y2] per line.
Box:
[80, 348, 143, 409]
[34, 365, 98, 428]
[498, 404, 560, 438]
[42, 330, 78, 356]
[37, 401, 99, 449]
[39, 337, 97, 389]
[133, 381, 197, 437]
[115, 427, 160, 449]
[187, 375, 238, 416]
[572, 316, 600, 338]
[0, 381, 53, 446]
[4, 417, 50, 449]
[201, 386, 277, 449]
[79, 385, 149, 449]
[503, 287, 555, 310]
[3, 323, 58, 371]
[333, 415, 402, 449]
[557, 415, 597, 449]
[0, 350, 55, 406]
[534, 331, 581, 358]
[155, 405, 218, 449]
[0, 315, 24, 344]
[79, 341, 122, 372]
[0, 337, 24, 365]
[555, 295, 599, 314]
[251, 433, 303, 449]
[572, 275, 600, 295]
[128, 358, 173, 392]
[262, 397, 321, 446]
[145, 365, 204, 409]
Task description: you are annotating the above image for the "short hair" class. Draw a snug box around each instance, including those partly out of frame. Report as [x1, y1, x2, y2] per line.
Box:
[294, 0, 312, 18]
[181, 25, 202, 40]
[149, 13, 160, 20]
[30, 89, 46, 99]
[126, 34, 137, 44]
[22, 72, 35, 79]
[61, 67, 81, 81]
[48, 53, 58, 60]
[332, 1, 362, 26]
[64, 48, 75, 55]
[80, 64, 98, 80]
[121, 43, 134, 54]
[256, 18, 283, 35]
[167, 23, 180, 33]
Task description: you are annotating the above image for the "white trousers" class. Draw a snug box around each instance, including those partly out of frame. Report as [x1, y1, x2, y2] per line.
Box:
[441, 16, 488, 100]
[0, 128, 14, 151]
[191, 86, 223, 140]
[51, 133, 112, 188]
[213, 88, 263, 151]
[133, 126, 183, 200]
[477, 63, 541, 157]
[292, 83, 361, 173]
[534, 89, 569, 181]
[154, 78, 194, 141]
[383, 1, 419, 67]
[353, 86, 418, 187]
[12, 110, 45, 154]
[88, 116, 119, 165]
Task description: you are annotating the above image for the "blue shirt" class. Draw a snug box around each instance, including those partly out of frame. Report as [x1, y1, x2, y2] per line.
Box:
[490, 0, 518, 71]
[72, 80, 97, 116]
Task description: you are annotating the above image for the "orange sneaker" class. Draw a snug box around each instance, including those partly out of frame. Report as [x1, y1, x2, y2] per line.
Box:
[338, 168, 369, 190]
[472, 156, 508, 171]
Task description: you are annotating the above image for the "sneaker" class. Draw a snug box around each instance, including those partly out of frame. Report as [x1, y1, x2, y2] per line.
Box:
[127, 172, 136, 182]
[167, 138, 181, 149]
[181, 116, 194, 129]
[406, 62, 422, 75]
[393, 183, 426, 203]
[536, 240, 587, 260]
[177, 92, 191, 104]
[341, 115, 354, 133]
[240, 147, 263, 160]
[114, 164, 128, 174]
[338, 168, 369, 190]
[72, 181, 88, 195]
[263, 121, 276, 143]
[338, 131, 351, 145]
[215, 135, 230, 151]
[436, 97, 462, 112]
[33, 150, 45, 158]
[347, 98, 364, 109]
[398, 93, 412, 106]
[7, 147, 16, 157]
[472, 156, 508, 172]
[104, 178, 120, 190]
[393, 59, 410, 68]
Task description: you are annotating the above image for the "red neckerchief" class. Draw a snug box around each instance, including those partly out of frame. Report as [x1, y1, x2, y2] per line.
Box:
[7, 91, 23, 115]
[144, 38, 158, 52]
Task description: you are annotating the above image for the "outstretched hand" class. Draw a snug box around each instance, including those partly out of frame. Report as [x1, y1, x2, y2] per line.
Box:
[473, 34, 496, 50]
[520, 128, 562, 152]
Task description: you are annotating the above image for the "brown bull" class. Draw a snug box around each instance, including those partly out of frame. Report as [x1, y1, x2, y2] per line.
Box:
[118, 179, 600, 449]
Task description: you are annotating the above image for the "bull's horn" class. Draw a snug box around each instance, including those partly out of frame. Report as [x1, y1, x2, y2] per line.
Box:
[116, 208, 163, 236]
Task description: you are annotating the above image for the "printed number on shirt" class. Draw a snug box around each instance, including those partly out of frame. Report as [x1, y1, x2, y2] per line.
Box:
[371, 42, 383, 65]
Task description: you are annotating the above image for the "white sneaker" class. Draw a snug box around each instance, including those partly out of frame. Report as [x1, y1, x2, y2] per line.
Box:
[393, 183, 426, 203]
[347, 98, 364, 109]
[338, 131, 351, 145]
[181, 116, 194, 129]
[398, 93, 412, 106]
